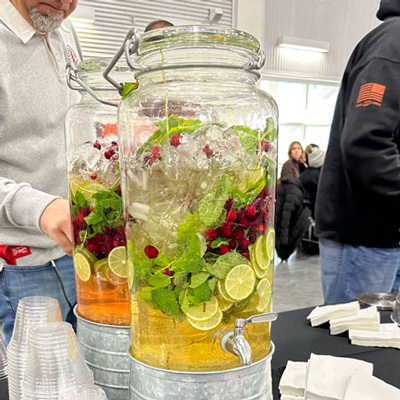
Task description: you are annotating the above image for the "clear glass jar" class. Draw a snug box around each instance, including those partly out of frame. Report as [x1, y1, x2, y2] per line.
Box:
[118, 26, 278, 371]
[65, 59, 132, 326]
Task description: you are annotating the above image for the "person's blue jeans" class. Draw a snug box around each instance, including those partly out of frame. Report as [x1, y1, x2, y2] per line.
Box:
[319, 239, 400, 304]
[0, 254, 77, 344]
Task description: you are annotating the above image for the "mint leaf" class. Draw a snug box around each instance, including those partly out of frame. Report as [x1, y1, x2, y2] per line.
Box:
[262, 117, 277, 142]
[148, 271, 171, 288]
[154, 251, 170, 267]
[177, 213, 205, 249]
[190, 272, 210, 288]
[190, 281, 212, 302]
[234, 125, 260, 153]
[208, 277, 217, 292]
[173, 234, 204, 273]
[152, 288, 181, 318]
[206, 251, 249, 279]
[121, 81, 139, 99]
[199, 174, 230, 226]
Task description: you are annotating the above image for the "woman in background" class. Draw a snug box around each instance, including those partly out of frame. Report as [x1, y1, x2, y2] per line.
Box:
[280, 141, 306, 179]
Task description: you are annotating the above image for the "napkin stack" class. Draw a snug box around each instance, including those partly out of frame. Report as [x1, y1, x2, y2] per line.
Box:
[329, 306, 380, 335]
[306, 301, 359, 327]
[349, 323, 400, 349]
[279, 354, 400, 400]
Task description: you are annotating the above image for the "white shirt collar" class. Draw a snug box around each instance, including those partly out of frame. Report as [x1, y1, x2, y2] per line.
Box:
[0, 0, 71, 44]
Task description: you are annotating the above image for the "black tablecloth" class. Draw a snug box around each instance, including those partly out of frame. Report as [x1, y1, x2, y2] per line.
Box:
[0, 378, 7, 400]
[271, 307, 400, 399]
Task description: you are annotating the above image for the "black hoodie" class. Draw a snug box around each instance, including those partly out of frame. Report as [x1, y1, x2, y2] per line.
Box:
[315, 0, 400, 247]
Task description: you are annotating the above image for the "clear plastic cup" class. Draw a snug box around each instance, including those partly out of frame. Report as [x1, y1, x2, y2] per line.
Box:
[59, 385, 108, 399]
[7, 296, 61, 400]
[22, 321, 93, 399]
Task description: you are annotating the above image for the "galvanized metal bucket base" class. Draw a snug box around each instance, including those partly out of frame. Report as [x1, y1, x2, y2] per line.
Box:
[129, 343, 275, 400]
[75, 307, 130, 400]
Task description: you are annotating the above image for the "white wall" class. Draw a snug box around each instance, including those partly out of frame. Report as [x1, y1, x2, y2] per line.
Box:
[235, 0, 381, 80]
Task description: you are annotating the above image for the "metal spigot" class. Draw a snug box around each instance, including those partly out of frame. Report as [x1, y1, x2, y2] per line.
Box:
[220, 311, 278, 366]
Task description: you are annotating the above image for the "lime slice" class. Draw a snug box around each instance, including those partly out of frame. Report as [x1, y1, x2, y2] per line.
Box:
[255, 278, 272, 312]
[250, 249, 268, 279]
[265, 227, 275, 261]
[188, 308, 223, 331]
[218, 296, 235, 312]
[108, 246, 128, 278]
[73, 252, 92, 282]
[184, 296, 219, 322]
[94, 259, 109, 281]
[127, 259, 134, 290]
[106, 268, 128, 286]
[254, 235, 269, 270]
[217, 279, 236, 302]
[224, 264, 256, 301]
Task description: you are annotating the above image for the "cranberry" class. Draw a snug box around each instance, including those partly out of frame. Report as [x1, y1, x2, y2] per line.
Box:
[219, 245, 230, 255]
[204, 228, 218, 241]
[236, 210, 245, 220]
[239, 238, 250, 249]
[219, 224, 233, 238]
[163, 268, 173, 276]
[93, 141, 101, 150]
[224, 198, 233, 209]
[247, 230, 258, 244]
[253, 197, 263, 210]
[232, 227, 245, 240]
[229, 239, 237, 249]
[238, 217, 251, 229]
[245, 204, 257, 219]
[258, 223, 266, 234]
[261, 188, 268, 198]
[87, 243, 96, 253]
[144, 245, 159, 259]
[170, 134, 182, 147]
[226, 209, 236, 222]
[90, 173, 97, 180]
[89, 206, 94, 213]
[103, 226, 110, 233]
[203, 144, 213, 158]
[206, 241, 213, 252]
[104, 151, 112, 159]
[144, 155, 154, 166]
[111, 141, 118, 149]
[240, 251, 250, 259]
[115, 226, 125, 235]
[151, 146, 161, 159]
[260, 140, 272, 153]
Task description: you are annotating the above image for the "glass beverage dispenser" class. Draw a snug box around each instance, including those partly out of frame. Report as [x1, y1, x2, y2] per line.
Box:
[106, 26, 278, 373]
[65, 59, 131, 326]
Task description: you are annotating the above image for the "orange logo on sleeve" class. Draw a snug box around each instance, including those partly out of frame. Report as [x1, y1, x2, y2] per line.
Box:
[356, 83, 386, 107]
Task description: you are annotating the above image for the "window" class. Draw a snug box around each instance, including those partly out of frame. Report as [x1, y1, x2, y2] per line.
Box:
[260, 78, 339, 175]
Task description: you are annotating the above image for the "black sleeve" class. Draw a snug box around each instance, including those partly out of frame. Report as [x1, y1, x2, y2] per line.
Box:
[340, 58, 400, 202]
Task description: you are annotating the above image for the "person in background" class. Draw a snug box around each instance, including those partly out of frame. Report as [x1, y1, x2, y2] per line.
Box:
[300, 144, 325, 217]
[0, 0, 82, 344]
[144, 19, 174, 32]
[315, 0, 400, 304]
[280, 141, 306, 179]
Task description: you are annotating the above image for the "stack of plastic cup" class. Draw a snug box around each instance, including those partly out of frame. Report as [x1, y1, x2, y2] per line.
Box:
[22, 321, 94, 399]
[0, 334, 7, 380]
[7, 296, 62, 400]
[59, 385, 108, 399]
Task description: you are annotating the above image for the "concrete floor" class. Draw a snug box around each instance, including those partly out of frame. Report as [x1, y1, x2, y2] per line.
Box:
[272, 249, 324, 313]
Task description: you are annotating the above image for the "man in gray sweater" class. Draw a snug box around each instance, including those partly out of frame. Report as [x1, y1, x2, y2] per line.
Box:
[0, 0, 81, 343]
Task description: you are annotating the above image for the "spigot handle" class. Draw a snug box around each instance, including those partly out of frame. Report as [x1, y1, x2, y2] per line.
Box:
[245, 311, 278, 325]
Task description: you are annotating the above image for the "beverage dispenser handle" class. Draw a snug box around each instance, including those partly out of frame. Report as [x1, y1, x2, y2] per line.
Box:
[220, 311, 278, 366]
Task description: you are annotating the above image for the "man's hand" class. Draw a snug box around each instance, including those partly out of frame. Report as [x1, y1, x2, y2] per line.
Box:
[40, 199, 73, 255]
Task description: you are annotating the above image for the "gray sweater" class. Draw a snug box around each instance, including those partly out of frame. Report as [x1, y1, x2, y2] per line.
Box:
[0, 0, 82, 265]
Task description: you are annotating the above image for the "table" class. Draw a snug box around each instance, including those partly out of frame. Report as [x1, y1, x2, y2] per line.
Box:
[271, 307, 400, 399]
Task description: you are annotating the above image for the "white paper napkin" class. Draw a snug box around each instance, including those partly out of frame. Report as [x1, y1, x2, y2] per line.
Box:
[304, 353, 373, 400]
[349, 323, 400, 348]
[343, 369, 400, 400]
[306, 301, 359, 327]
[329, 306, 379, 335]
[280, 395, 305, 400]
[279, 360, 308, 397]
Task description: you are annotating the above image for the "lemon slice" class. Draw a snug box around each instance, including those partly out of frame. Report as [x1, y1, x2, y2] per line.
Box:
[265, 227, 275, 261]
[217, 279, 236, 302]
[108, 246, 128, 278]
[224, 264, 256, 301]
[188, 308, 223, 331]
[256, 278, 272, 312]
[184, 296, 219, 322]
[73, 252, 92, 282]
[254, 235, 269, 270]
[127, 259, 134, 290]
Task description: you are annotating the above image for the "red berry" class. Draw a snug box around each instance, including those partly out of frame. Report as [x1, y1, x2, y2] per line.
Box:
[203, 144, 213, 158]
[240, 251, 250, 259]
[151, 146, 161, 159]
[260, 140, 273, 153]
[93, 141, 101, 150]
[103, 226, 110, 233]
[112, 240, 120, 248]
[89, 206, 94, 213]
[229, 239, 237, 249]
[261, 188, 268, 198]
[204, 228, 218, 241]
[233, 227, 245, 240]
[253, 197, 263, 210]
[87, 243, 96, 253]
[206, 241, 213, 252]
[90, 172, 97, 180]
[224, 198, 233, 209]
[219, 224, 233, 238]
[170, 134, 182, 147]
[261, 208, 268, 221]
[144, 245, 159, 259]
[226, 209, 236, 222]
[219, 245, 230, 255]
[245, 204, 257, 219]
[258, 223, 266, 234]
[239, 238, 250, 249]
[163, 268, 173, 276]
[247, 230, 257, 244]
[104, 151, 112, 159]
[238, 217, 251, 229]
